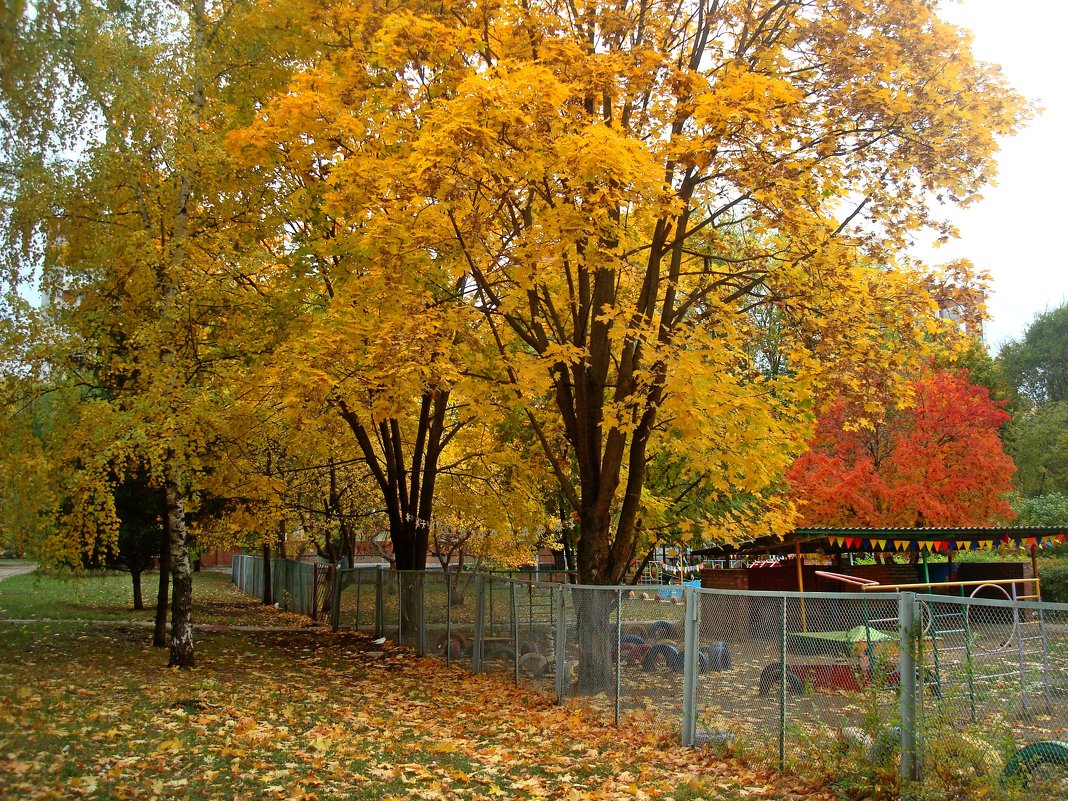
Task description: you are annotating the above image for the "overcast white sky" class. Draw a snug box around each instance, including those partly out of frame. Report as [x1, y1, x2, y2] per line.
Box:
[921, 0, 1068, 352]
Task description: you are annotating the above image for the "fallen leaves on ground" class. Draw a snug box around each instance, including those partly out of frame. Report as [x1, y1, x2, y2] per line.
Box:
[0, 581, 838, 801]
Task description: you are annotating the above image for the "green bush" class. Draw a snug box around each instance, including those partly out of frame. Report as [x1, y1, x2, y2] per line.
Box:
[1040, 562, 1068, 603]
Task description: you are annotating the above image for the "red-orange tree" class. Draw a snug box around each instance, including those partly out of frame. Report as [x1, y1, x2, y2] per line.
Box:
[787, 370, 1016, 527]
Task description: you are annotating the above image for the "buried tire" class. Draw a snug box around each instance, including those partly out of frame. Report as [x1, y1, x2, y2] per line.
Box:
[643, 643, 682, 672]
[518, 652, 551, 680]
[648, 620, 677, 640]
[758, 663, 802, 696]
[702, 641, 732, 671]
[1003, 741, 1068, 786]
[488, 646, 516, 662]
[433, 630, 467, 655]
[669, 650, 709, 673]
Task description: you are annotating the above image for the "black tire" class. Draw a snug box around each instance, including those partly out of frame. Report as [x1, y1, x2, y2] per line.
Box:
[620, 634, 646, 646]
[703, 641, 732, 671]
[643, 643, 681, 672]
[758, 663, 802, 696]
[667, 650, 707, 673]
[649, 620, 677, 640]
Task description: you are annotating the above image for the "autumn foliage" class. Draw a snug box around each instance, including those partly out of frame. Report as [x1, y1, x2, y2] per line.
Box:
[0, 0, 1031, 669]
[787, 371, 1016, 527]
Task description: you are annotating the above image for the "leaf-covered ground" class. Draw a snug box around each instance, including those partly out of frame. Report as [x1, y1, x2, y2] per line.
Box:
[0, 571, 839, 800]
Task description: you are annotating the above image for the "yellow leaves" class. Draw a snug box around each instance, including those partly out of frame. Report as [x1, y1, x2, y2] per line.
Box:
[157, 737, 184, 755]
[553, 123, 665, 201]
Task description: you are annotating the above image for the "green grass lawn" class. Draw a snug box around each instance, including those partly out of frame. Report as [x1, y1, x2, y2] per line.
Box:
[0, 570, 315, 628]
[0, 570, 837, 801]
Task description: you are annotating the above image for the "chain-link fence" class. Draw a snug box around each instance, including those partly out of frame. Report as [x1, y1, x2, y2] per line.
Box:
[231, 564, 1068, 798]
[231, 554, 316, 615]
[915, 593, 1068, 797]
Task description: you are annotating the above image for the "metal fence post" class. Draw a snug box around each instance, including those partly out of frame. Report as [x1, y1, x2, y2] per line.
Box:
[330, 565, 343, 631]
[355, 569, 363, 631]
[445, 571, 454, 666]
[554, 585, 567, 704]
[779, 595, 787, 769]
[898, 591, 918, 783]
[416, 572, 427, 656]
[615, 588, 622, 727]
[374, 568, 384, 639]
[681, 586, 700, 746]
[472, 574, 485, 674]
[511, 581, 520, 687]
[1011, 584, 1029, 711]
[397, 572, 405, 645]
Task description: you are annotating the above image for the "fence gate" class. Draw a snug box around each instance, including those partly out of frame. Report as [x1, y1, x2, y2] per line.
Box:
[311, 563, 335, 622]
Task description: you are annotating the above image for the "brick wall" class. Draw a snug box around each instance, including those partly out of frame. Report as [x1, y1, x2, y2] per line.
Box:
[699, 568, 748, 590]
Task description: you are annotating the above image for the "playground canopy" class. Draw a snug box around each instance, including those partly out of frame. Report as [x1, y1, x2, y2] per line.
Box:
[694, 526, 1068, 557]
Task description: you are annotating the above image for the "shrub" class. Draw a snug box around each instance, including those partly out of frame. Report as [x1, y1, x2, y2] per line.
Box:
[1040, 562, 1068, 603]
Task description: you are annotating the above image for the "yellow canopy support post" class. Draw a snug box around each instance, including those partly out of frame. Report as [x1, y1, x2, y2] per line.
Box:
[1031, 544, 1041, 601]
[795, 542, 807, 632]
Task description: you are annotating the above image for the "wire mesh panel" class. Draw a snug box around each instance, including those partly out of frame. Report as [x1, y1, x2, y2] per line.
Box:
[782, 592, 902, 769]
[334, 568, 382, 633]
[395, 571, 423, 651]
[478, 576, 520, 682]
[379, 570, 401, 644]
[422, 571, 452, 664]
[915, 594, 1068, 799]
[445, 571, 479, 668]
[691, 589, 905, 767]
[616, 585, 687, 722]
[513, 580, 558, 696]
[554, 586, 623, 723]
[226, 562, 1068, 798]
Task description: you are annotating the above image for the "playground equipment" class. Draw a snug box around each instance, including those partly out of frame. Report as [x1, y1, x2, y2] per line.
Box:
[758, 625, 900, 695]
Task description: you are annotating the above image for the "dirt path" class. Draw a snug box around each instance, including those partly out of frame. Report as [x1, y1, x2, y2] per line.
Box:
[0, 562, 35, 582]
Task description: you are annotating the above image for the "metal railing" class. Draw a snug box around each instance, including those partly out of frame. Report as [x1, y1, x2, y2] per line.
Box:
[231, 562, 1068, 798]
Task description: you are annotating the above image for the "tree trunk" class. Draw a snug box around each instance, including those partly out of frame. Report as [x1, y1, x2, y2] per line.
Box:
[400, 570, 422, 638]
[337, 391, 449, 573]
[131, 569, 144, 611]
[573, 588, 617, 694]
[261, 541, 273, 606]
[165, 467, 195, 668]
[154, 518, 170, 647]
